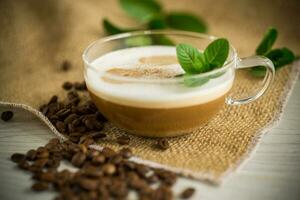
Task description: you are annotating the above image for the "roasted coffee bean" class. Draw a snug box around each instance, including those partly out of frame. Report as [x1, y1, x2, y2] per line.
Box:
[18, 160, 30, 170]
[74, 82, 87, 91]
[89, 132, 106, 140]
[82, 167, 103, 178]
[116, 135, 130, 145]
[64, 113, 78, 124]
[31, 182, 49, 191]
[36, 149, 49, 159]
[102, 163, 116, 175]
[48, 95, 58, 105]
[95, 111, 107, 122]
[11, 153, 26, 163]
[26, 149, 37, 161]
[34, 171, 56, 182]
[119, 148, 132, 159]
[101, 147, 116, 158]
[56, 108, 71, 119]
[71, 152, 86, 167]
[157, 139, 169, 150]
[180, 187, 195, 199]
[1, 111, 14, 121]
[153, 185, 173, 200]
[92, 155, 105, 165]
[61, 60, 72, 71]
[55, 121, 66, 133]
[62, 82, 73, 90]
[67, 91, 79, 100]
[78, 178, 98, 191]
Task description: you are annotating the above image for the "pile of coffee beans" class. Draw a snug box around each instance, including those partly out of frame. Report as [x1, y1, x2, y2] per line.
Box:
[5, 80, 196, 199]
[10, 138, 195, 199]
[39, 81, 170, 151]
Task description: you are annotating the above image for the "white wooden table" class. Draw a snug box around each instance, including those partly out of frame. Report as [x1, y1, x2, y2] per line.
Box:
[0, 81, 299, 200]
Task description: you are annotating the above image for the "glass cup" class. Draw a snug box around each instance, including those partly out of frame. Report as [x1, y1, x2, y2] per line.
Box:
[83, 30, 274, 137]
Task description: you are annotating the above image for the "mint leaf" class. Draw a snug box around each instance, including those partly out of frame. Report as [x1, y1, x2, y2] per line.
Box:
[250, 66, 266, 77]
[204, 38, 229, 68]
[102, 19, 132, 35]
[251, 48, 295, 77]
[176, 44, 207, 74]
[183, 74, 209, 87]
[119, 0, 162, 22]
[266, 48, 295, 69]
[166, 12, 207, 33]
[148, 16, 167, 29]
[256, 27, 278, 55]
[151, 35, 174, 46]
[124, 36, 152, 47]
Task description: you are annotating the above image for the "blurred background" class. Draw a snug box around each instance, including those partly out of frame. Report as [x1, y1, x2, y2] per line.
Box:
[0, 0, 299, 103]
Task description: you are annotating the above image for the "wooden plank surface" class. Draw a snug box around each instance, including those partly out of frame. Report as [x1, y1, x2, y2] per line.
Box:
[0, 81, 299, 200]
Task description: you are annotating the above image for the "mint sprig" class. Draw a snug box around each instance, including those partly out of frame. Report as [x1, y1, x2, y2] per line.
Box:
[176, 38, 229, 87]
[251, 27, 295, 77]
[120, 0, 162, 23]
[103, 0, 207, 37]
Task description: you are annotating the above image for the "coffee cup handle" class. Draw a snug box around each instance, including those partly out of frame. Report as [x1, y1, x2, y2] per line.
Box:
[226, 56, 275, 105]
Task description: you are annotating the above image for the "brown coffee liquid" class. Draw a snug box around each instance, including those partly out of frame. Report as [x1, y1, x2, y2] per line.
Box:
[89, 91, 227, 137]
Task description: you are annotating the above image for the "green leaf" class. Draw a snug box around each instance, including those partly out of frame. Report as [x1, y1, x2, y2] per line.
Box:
[204, 38, 229, 69]
[266, 48, 295, 69]
[250, 48, 295, 77]
[166, 12, 207, 33]
[256, 27, 278, 55]
[147, 16, 168, 29]
[250, 66, 266, 77]
[124, 36, 153, 47]
[183, 74, 209, 87]
[176, 44, 207, 74]
[102, 19, 128, 35]
[119, 0, 162, 22]
[151, 35, 174, 46]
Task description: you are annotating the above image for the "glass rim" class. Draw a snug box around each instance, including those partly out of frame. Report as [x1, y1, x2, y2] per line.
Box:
[82, 30, 237, 83]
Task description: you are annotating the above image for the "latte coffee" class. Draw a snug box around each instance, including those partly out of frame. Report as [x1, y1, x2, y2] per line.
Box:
[85, 46, 234, 137]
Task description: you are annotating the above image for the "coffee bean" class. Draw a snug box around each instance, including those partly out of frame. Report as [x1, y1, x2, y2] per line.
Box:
[26, 149, 37, 161]
[18, 160, 30, 170]
[116, 135, 130, 145]
[62, 82, 73, 90]
[78, 178, 98, 191]
[180, 187, 195, 199]
[157, 139, 169, 150]
[64, 113, 78, 124]
[102, 147, 117, 158]
[37, 149, 49, 159]
[153, 185, 173, 200]
[71, 152, 86, 167]
[11, 153, 26, 163]
[31, 182, 49, 191]
[74, 82, 87, 91]
[102, 163, 116, 175]
[61, 60, 72, 71]
[48, 95, 58, 105]
[56, 108, 71, 119]
[92, 155, 105, 165]
[55, 121, 66, 133]
[34, 171, 56, 182]
[119, 148, 132, 159]
[1, 111, 14, 121]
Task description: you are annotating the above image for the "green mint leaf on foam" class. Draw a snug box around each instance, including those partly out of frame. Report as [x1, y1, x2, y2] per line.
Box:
[176, 38, 229, 87]
[251, 27, 295, 77]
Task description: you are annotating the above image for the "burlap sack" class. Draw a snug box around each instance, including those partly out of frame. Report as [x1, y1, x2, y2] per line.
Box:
[0, 0, 299, 184]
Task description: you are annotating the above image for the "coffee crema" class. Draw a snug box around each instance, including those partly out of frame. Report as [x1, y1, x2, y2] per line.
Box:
[85, 46, 234, 137]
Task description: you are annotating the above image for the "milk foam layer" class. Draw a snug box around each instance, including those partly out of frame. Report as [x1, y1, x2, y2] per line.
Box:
[85, 46, 234, 108]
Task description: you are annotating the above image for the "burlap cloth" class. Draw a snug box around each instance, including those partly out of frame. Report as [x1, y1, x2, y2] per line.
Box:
[1, 0, 299, 184]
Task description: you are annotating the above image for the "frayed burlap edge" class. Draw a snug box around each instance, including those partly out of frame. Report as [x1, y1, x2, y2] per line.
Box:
[1, 61, 299, 185]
